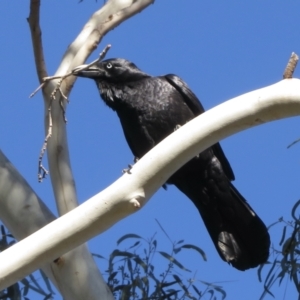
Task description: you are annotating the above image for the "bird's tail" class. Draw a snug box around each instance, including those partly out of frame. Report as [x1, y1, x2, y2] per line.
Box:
[172, 163, 270, 271]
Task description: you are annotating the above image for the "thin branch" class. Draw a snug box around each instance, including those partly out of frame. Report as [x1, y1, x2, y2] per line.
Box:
[38, 101, 52, 182]
[283, 52, 299, 79]
[27, 0, 48, 83]
[32, 45, 111, 182]
[29, 82, 45, 98]
[29, 44, 112, 99]
[72, 44, 112, 74]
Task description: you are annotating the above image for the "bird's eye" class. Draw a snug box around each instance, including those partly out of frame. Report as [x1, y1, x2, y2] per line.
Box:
[106, 63, 113, 69]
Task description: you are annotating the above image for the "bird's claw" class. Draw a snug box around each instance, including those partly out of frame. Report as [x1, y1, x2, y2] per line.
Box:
[122, 157, 140, 174]
[122, 164, 133, 174]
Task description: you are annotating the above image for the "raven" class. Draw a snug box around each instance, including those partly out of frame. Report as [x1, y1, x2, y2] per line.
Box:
[74, 58, 270, 270]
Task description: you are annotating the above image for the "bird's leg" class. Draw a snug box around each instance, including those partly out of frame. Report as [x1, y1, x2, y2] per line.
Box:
[122, 157, 139, 174]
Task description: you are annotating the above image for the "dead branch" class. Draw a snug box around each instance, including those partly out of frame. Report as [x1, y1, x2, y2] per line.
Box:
[30, 44, 112, 99]
[38, 102, 52, 182]
[35, 45, 111, 182]
[283, 52, 299, 79]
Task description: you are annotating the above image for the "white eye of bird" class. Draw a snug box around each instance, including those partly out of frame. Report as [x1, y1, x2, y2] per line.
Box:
[106, 63, 113, 69]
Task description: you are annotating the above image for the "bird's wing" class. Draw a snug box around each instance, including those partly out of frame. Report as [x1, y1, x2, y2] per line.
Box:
[165, 74, 205, 115]
[164, 74, 235, 181]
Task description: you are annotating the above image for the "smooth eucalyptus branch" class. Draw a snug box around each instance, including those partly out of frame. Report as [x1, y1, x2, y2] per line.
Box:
[1, 78, 300, 290]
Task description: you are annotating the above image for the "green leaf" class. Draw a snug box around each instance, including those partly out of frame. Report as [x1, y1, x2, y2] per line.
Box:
[287, 138, 300, 149]
[159, 251, 191, 272]
[192, 284, 202, 297]
[291, 199, 300, 222]
[172, 275, 190, 295]
[279, 226, 287, 246]
[127, 258, 133, 275]
[181, 244, 207, 261]
[263, 278, 275, 298]
[282, 237, 295, 255]
[214, 286, 227, 300]
[163, 289, 180, 299]
[92, 253, 106, 259]
[207, 289, 214, 300]
[108, 271, 118, 282]
[128, 241, 140, 250]
[173, 247, 181, 254]
[152, 239, 157, 249]
[257, 264, 263, 283]
[160, 280, 177, 288]
[117, 234, 142, 245]
[264, 259, 277, 287]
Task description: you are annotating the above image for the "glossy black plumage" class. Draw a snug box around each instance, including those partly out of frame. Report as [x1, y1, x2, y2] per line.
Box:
[74, 58, 270, 270]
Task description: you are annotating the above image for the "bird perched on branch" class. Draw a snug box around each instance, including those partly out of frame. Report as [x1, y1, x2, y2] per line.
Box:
[74, 58, 270, 270]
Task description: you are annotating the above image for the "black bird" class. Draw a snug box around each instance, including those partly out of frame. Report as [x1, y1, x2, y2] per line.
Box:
[74, 58, 270, 270]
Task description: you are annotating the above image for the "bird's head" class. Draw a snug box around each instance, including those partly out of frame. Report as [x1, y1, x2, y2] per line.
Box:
[73, 58, 150, 83]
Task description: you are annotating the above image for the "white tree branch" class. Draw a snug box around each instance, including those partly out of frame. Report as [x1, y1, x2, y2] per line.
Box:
[0, 151, 113, 300]
[1, 78, 299, 290]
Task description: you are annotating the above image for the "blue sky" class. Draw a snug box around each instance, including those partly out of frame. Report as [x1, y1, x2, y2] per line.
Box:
[1, 1, 300, 299]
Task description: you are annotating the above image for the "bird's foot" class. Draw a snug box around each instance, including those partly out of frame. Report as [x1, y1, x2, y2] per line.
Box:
[122, 157, 140, 174]
[122, 164, 133, 174]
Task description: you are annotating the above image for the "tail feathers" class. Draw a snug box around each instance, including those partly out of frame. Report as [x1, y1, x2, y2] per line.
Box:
[224, 183, 270, 270]
[175, 179, 270, 271]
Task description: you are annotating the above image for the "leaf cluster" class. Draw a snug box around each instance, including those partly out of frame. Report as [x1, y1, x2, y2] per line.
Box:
[259, 200, 300, 299]
[0, 223, 227, 300]
[95, 230, 226, 300]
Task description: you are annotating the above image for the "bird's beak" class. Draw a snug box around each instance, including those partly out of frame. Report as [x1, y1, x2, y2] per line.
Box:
[72, 64, 104, 79]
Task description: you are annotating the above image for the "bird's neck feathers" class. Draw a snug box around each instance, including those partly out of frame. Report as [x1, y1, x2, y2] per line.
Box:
[96, 80, 135, 111]
[95, 76, 149, 111]
[95, 81, 117, 110]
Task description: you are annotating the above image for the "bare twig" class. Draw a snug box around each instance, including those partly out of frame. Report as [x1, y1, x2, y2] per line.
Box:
[283, 52, 299, 79]
[30, 44, 112, 99]
[38, 101, 53, 182]
[72, 44, 112, 74]
[35, 45, 112, 182]
[29, 82, 45, 98]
